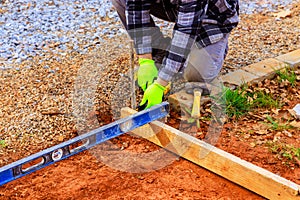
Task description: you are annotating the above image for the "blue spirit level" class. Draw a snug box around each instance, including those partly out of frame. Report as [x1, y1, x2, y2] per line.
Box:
[0, 102, 169, 186]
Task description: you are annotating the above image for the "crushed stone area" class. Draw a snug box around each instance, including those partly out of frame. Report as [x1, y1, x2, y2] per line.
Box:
[0, 0, 299, 69]
[0, 36, 132, 166]
[224, 7, 300, 71]
[0, 0, 123, 69]
[240, 0, 296, 14]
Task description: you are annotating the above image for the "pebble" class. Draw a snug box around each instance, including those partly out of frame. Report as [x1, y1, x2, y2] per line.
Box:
[293, 104, 300, 119]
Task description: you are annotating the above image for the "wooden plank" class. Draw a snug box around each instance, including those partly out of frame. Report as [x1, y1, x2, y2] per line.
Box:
[121, 107, 300, 200]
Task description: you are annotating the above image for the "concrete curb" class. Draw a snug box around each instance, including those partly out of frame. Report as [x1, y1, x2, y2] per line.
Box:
[221, 49, 300, 87]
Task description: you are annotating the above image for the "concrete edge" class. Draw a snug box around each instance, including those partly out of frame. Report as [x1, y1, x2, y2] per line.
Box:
[220, 48, 300, 87]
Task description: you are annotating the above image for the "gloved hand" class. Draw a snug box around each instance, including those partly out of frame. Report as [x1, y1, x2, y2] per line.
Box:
[137, 58, 158, 91]
[139, 82, 166, 110]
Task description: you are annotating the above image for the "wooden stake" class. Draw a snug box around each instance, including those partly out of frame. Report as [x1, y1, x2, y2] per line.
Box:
[130, 40, 136, 110]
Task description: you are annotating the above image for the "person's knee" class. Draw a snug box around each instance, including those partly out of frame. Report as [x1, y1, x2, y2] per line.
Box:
[184, 50, 220, 83]
[183, 63, 218, 83]
[184, 36, 229, 83]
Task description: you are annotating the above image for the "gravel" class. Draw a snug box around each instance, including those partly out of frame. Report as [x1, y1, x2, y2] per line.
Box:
[0, 0, 123, 69]
[0, 0, 300, 167]
[0, 0, 298, 68]
[223, 3, 300, 72]
[240, 0, 296, 14]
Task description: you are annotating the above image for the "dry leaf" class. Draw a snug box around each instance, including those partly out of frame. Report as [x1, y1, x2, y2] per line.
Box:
[244, 134, 251, 139]
[248, 113, 265, 120]
[271, 109, 279, 115]
[288, 109, 298, 119]
[196, 132, 203, 137]
[247, 96, 253, 103]
[255, 130, 268, 135]
[273, 10, 292, 20]
[283, 130, 293, 138]
[290, 121, 300, 129]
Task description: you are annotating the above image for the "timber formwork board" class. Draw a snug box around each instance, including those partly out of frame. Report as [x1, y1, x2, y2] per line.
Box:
[121, 107, 300, 200]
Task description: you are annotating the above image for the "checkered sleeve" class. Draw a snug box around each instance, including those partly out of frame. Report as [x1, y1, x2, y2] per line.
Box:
[158, 0, 207, 82]
[126, 0, 153, 55]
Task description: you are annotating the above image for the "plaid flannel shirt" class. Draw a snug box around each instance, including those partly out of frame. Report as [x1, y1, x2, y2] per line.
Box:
[126, 0, 239, 82]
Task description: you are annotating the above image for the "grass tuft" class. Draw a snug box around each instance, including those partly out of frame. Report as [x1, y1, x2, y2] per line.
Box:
[0, 140, 7, 148]
[267, 142, 300, 165]
[221, 82, 283, 120]
[265, 115, 293, 131]
[251, 91, 281, 109]
[221, 86, 251, 119]
[276, 67, 297, 87]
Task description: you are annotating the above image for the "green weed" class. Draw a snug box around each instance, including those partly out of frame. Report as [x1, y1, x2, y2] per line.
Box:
[220, 84, 282, 120]
[276, 67, 297, 87]
[222, 86, 251, 119]
[294, 148, 300, 158]
[282, 146, 300, 161]
[267, 142, 300, 164]
[265, 115, 292, 131]
[270, 144, 279, 153]
[283, 152, 293, 160]
[251, 91, 281, 109]
[0, 140, 7, 148]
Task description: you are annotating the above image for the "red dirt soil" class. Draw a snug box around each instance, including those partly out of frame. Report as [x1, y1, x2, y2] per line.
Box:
[0, 144, 264, 200]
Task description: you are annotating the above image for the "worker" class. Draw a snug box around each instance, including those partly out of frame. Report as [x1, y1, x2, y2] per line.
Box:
[112, 0, 239, 109]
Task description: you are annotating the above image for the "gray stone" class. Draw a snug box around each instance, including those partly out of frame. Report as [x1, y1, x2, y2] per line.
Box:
[293, 104, 300, 120]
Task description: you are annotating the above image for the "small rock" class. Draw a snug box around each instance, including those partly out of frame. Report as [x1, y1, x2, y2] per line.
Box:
[136, 175, 144, 180]
[250, 142, 256, 147]
[273, 9, 292, 20]
[292, 104, 300, 120]
[58, 136, 64, 142]
[146, 178, 155, 184]
[122, 142, 129, 148]
[283, 130, 292, 138]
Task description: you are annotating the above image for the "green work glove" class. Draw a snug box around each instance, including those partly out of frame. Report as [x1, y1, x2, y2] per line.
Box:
[138, 58, 158, 91]
[139, 82, 166, 110]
